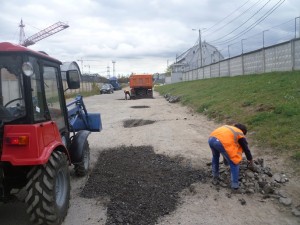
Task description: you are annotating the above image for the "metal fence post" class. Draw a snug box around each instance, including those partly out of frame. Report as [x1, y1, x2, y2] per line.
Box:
[291, 39, 295, 71]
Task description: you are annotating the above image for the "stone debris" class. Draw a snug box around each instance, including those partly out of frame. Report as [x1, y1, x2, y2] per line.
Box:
[207, 157, 299, 217]
[279, 197, 293, 206]
[239, 198, 247, 205]
[292, 205, 300, 217]
[164, 93, 180, 103]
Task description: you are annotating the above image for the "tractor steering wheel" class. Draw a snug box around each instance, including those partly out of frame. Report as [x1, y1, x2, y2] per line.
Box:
[4, 98, 25, 118]
[4, 98, 23, 107]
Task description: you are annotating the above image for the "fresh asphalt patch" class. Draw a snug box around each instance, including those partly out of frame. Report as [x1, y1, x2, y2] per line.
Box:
[80, 145, 205, 225]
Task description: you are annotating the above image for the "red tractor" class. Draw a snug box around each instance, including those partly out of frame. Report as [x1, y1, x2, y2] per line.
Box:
[0, 42, 102, 224]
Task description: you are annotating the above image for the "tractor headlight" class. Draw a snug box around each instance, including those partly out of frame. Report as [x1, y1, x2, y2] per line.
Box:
[22, 62, 34, 76]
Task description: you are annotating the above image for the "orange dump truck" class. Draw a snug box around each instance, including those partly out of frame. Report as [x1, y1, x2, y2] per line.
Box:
[129, 74, 153, 98]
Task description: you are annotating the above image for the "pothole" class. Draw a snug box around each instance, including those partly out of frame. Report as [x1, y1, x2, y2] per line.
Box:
[123, 119, 155, 128]
[81, 145, 204, 225]
[130, 105, 150, 109]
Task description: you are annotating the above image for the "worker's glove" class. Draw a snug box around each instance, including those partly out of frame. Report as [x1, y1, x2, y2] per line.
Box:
[247, 160, 254, 167]
[247, 160, 259, 172]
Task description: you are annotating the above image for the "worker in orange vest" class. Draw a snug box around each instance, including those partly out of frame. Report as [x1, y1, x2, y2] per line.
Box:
[208, 123, 254, 191]
[124, 89, 131, 100]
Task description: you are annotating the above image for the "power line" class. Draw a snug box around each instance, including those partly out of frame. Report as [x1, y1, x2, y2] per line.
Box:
[232, 17, 293, 44]
[269, 18, 294, 30]
[204, 0, 263, 36]
[210, 0, 272, 44]
[204, 0, 252, 33]
[212, 0, 285, 46]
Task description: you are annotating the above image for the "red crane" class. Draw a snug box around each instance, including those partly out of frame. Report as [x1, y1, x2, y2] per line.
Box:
[19, 20, 69, 47]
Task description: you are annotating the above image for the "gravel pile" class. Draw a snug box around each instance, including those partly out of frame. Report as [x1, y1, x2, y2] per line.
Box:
[164, 93, 180, 103]
[208, 158, 288, 195]
[81, 145, 205, 225]
[207, 158, 300, 216]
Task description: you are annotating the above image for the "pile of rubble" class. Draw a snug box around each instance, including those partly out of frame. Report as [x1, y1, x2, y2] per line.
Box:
[164, 93, 180, 103]
[207, 158, 300, 216]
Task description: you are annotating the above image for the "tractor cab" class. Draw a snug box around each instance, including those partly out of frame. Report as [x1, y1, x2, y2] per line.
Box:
[0, 42, 78, 132]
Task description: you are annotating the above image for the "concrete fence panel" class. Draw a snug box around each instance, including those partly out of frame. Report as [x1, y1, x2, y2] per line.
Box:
[177, 38, 300, 82]
[220, 61, 229, 77]
[230, 56, 243, 76]
[244, 51, 263, 75]
[210, 63, 220, 78]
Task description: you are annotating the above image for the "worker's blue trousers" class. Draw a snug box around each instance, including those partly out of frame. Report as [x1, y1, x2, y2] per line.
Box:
[208, 136, 239, 189]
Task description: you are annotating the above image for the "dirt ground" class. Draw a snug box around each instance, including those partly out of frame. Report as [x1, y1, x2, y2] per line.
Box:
[0, 90, 299, 225]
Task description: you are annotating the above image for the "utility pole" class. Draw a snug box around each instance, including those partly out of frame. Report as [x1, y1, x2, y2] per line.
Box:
[262, 30, 268, 73]
[228, 45, 231, 76]
[107, 65, 110, 78]
[263, 30, 268, 48]
[199, 29, 202, 67]
[241, 39, 246, 75]
[77, 58, 84, 74]
[192, 29, 203, 68]
[19, 19, 25, 45]
[84, 65, 90, 75]
[295, 16, 300, 38]
[77, 58, 102, 75]
[112, 60, 116, 77]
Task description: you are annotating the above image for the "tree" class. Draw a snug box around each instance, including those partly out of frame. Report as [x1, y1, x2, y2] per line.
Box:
[118, 75, 129, 84]
[165, 65, 172, 77]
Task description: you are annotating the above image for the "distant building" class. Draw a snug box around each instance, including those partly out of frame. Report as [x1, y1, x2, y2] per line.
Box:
[153, 73, 167, 84]
[60, 61, 82, 80]
[171, 41, 224, 83]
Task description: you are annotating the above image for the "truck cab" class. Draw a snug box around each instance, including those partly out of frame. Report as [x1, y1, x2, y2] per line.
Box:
[109, 76, 122, 90]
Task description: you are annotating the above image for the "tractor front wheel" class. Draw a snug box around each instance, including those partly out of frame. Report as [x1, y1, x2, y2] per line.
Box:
[25, 151, 70, 225]
[74, 139, 90, 177]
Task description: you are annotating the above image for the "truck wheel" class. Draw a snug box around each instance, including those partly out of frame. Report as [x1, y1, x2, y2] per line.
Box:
[25, 151, 70, 225]
[74, 139, 90, 177]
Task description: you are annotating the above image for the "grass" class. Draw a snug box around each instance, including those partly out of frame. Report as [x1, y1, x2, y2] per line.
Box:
[156, 71, 300, 162]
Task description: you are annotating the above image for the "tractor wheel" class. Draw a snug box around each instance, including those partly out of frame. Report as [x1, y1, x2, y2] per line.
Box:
[74, 139, 90, 177]
[25, 151, 70, 225]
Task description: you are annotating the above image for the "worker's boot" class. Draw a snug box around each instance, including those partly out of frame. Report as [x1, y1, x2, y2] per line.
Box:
[231, 188, 245, 194]
[212, 177, 223, 185]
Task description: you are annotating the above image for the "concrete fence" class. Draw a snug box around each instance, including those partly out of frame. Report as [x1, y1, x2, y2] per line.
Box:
[181, 38, 300, 81]
[62, 81, 98, 94]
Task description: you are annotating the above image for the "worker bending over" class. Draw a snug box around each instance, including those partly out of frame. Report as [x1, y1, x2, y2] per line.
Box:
[208, 123, 254, 191]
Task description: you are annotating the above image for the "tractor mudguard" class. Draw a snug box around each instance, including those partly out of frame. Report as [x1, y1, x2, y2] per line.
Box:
[69, 130, 91, 164]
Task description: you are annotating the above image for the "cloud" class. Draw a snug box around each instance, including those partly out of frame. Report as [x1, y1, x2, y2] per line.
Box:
[1, 0, 300, 75]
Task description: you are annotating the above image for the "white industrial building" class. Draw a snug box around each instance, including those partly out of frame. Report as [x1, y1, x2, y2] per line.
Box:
[171, 41, 224, 83]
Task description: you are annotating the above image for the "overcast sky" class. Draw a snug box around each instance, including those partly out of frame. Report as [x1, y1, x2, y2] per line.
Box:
[1, 0, 299, 76]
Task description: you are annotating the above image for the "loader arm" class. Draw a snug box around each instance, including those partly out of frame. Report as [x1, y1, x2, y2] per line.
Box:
[67, 95, 102, 132]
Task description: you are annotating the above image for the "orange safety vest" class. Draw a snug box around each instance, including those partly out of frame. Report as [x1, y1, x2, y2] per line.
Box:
[210, 125, 245, 164]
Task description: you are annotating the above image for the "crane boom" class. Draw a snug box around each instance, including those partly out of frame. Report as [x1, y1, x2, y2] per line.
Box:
[22, 21, 69, 47]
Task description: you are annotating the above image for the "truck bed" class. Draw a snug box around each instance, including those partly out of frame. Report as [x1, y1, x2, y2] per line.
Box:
[129, 74, 153, 98]
[129, 75, 153, 88]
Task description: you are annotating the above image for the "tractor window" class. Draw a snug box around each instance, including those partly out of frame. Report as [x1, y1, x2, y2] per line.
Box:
[31, 62, 47, 122]
[43, 66, 66, 130]
[0, 56, 26, 122]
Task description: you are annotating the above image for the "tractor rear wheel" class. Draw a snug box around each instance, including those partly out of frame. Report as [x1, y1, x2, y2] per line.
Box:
[25, 151, 70, 225]
[74, 139, 90, 177]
